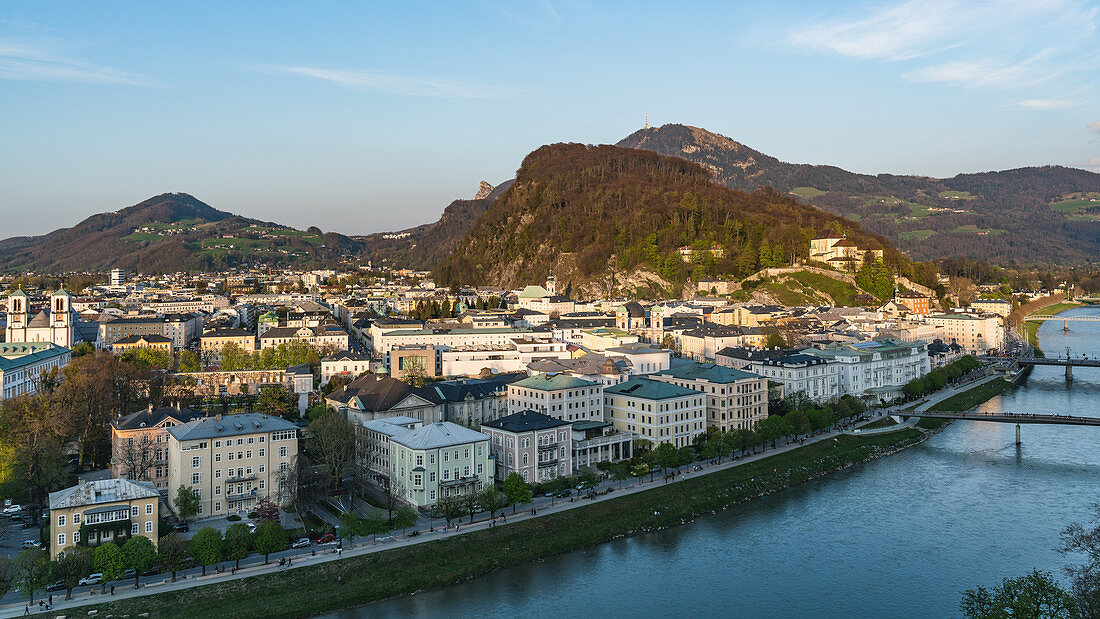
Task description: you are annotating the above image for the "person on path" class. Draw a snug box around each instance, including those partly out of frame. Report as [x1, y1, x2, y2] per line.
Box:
[23, 605, 28, 615]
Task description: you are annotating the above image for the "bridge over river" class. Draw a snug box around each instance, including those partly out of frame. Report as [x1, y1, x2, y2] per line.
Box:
[979, 355, 1100, 379]
[902, 410, 1100, 444]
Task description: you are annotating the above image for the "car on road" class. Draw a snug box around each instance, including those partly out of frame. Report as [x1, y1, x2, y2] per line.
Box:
[3, 504, 21, 515]
[46, 581, 65, 592]
[78, 573, 103, 586]
[290, 538, 311, 549]
[173, 523, 189, 532]
[121, 568, 136, 580]
[21, 540, 41, 549]
[690, 464, 703, 471]
[315, 533, 335, 544]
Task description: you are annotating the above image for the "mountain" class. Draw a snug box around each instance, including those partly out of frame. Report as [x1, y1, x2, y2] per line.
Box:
[618, 124, 1100, 264]
[0, 193, 360, 274]
[434, 143, 898, 297]
[354, 180, 513, 270]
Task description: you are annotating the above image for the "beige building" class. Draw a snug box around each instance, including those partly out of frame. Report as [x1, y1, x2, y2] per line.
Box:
[604, 377, 707, 448]
[927, 312, 1005, 354]
[112, 334, 174, 355]
[167, 413, 299, 518]
[200, 327, 257, 362]
[111, 405, 203, 492]
[649, 362, 768, 431]
[48, 478, 159, 559]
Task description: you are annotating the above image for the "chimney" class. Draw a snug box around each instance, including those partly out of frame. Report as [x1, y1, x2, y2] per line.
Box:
[175, 401, 181, 410]
[147, 403, 153, 413]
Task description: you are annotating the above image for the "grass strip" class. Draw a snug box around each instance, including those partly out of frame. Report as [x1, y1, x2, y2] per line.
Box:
[932, 379, 1012, 412]
[858, 417, 898, 430]
[76, 429, 924, 618]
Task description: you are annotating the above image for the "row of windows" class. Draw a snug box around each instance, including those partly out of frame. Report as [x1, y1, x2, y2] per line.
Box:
[58, 502, 153, 528]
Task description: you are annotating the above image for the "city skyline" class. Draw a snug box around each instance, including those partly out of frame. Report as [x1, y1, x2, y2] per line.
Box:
[2, 0, 1099, 237]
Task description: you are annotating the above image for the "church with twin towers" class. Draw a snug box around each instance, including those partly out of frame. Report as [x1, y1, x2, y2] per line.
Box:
[5, 288, 75, 349]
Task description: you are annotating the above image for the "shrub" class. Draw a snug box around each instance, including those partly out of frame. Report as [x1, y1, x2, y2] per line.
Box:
[227, 515, 241, 522]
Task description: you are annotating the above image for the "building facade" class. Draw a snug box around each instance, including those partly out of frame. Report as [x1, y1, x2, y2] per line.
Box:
[48, 479, 159, 559]
[604, 377, 706, 448]
[507, 373, 603, 423]
[111, 405, 203, 492]
[388, 422, 493, 508]
[481, 410, 572, 483]
[649, 362, 768, 431]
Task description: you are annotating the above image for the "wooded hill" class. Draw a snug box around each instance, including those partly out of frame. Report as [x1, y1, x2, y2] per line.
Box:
[434, 143, 901, 295]
[0, 193, 360, 274]
[618, 124, 1100, 264]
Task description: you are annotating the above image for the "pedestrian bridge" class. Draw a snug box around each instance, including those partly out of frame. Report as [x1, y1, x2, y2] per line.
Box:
[979, 356, 1100, 368]
[1024, 314, 1100, 322]
[905, 410, 1100, 427]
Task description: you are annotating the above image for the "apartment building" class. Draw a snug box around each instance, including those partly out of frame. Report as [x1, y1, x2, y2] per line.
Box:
[926, 312, 1005, 354]
[48, 479, 159, 559]
[747, 353, 839, 402]
[0, 342, 71, 401]
[604, 377, 706, 448]
[801, 338, 930, 402]
[388, 422, 493, 508]
[481, 410, 572, 483]
[507, 373, 603, 422]
[111, 404, 203, 491]
[166, 413, 299, 518]
[200, 327, 257, 362]
[649, 362, 768, 431]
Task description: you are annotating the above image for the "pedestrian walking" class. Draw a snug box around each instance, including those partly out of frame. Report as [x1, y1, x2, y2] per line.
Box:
[23, 605, 28, 615]
[47, 595, 52, 606]
[110, 585, 115, 595]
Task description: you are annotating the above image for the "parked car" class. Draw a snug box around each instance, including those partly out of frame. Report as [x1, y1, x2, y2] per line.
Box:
[315, 533, 335, 544]
[46, 580, 66, 592]
[173, 523, 189, 532]
[21, 540, 41, 549]
[290, 538, 311, 549]
[690, 464, 703, 471]
[121, 568, 136, 580]
[3, 504, 22, 515]
[78, 573, 103, 586]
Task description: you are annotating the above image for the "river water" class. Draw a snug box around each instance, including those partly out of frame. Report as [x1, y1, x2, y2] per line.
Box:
[344, 307, 1100, 618]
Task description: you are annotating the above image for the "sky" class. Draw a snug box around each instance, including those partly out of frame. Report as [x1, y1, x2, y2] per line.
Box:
[2, 0, 1099, 237]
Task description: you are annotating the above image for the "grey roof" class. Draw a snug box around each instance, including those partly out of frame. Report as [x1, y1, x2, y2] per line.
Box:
[481, 410, 570, 433]
[360, 416, 423, 437]
[49, 478, 158, 510]
[605, 377, 701, 400]
[167, 412, 298, 442]
[113, 406, 203, 430]
[510, 373, 598, 391]
[389, 421, 489, 450]
[653, 361, 763, 383]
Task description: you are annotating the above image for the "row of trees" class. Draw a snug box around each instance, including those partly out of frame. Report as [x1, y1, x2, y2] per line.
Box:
[217, 341, 322, 372]
[901, 355, 981, 400]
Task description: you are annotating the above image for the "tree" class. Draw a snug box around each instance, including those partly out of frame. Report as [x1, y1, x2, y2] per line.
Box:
[122, 535, 157, 587]
[783, 410, 812, 437]
[93, 543, 125, 593]
[677, 447, 696, 469]
[764, 332, 786, 349]
[257, 384, 297, 420]
[157, 532, 189, 582]
[177, 349, 201, 373]
[461, 489, 480, 523]
[9, 548, 47, 603]
[253, 520, 288, 565]
[382, 479, 406, 523]
[53, 546, 92, 599]
[173, 485, 200, 524]
[960, 570, 1078, 619]
[479, 487, 508, 520]
[656, 442, 678, 473]
[114, 434, 157, 484]
[502, 473, 532, 514]
[392, 505, 418, 535]
[0, 394, 70, 509]
[223, 523, 253, 570]
[190, 527, 223, 576]
[253, 496, 281, 523]
[755, 415, 790, 450]
[610, 461, 632, 487]
[1059, 503, 1100, 616]
[436, 494, 466, 528]
[306, 410, 356, 490]
[338, 511, 365, 545]
[364, 516, 390, 541]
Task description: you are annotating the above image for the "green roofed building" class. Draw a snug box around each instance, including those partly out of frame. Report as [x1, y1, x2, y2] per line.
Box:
[650, 362, 768, 431]
[507, 373, 603, 423]
[604, 377, 706, 448]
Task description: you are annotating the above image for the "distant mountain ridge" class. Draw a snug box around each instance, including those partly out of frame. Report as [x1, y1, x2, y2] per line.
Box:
[618, 124, 1100, 264]
[0, 193, 358, 274]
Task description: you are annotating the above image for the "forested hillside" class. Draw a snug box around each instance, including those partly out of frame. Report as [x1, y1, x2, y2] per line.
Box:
[619, 124, 1100, 264]
[435, 143, 901, 296]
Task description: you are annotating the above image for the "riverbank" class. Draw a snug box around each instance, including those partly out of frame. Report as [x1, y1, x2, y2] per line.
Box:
[1023, 300, 1083, 355]
[69, 428, 926, 619]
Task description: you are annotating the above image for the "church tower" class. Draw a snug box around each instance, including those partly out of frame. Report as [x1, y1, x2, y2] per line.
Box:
[6, 289, 28, 343]
[545, 269, 557, 296]
[49, 289, 73, 348]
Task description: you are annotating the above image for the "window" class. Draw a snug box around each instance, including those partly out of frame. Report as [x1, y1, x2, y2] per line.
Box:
[228, 452, 235, 461]
[259, 464, 265, 473]
[191, 456, 200, 468]
[259, 436, 266, 443]
[464, 448, 470, 459]
[145, 521, 153, 533]
[430, 490, 436, 501]
[278, 462, 288, 473]
[131, 505, 139, 517]
[248, 437, 254, 444]
[238, 452, 243, 460]
[429, 471, 436, 482]
[57, 514, 65, 527]
[215, 453, 221, 463]
[279, 446, 288, 458]
[73, 513, 80, 524]
[259, 480, 265, 490]
[215, 486, 221, 495]
[237, 438, 244, 446]
[145, 503, 153, 515]
[132, 523, 139, 535]
[259, 448, 265, 457]
[191, 472, 200, 485]
[416, 455, 423, 466]
[246, 450, 252, 459]
[215, 469, 222, 479]
[58, 533, 65, 546]
[73, 531, 79, 543]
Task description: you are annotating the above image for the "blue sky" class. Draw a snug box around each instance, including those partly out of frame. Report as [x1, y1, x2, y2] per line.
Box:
[2, 0, 1099, 237]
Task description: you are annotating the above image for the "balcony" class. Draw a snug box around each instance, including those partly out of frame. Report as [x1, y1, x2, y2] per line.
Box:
[537, 442, 559, 452]
[439, 475, 479, 488]
[225, 474, 256, 484]
[537, 458, 559, 468]
[226, 488, 258, 502]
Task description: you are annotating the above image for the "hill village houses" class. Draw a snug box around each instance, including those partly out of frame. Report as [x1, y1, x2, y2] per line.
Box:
[2, 246, 1021, 527]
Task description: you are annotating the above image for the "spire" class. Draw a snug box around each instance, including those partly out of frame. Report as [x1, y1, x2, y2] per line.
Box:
[644, 114, 650, 130]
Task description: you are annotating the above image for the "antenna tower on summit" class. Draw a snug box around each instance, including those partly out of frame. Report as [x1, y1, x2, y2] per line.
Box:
[644, 114, 650, 129]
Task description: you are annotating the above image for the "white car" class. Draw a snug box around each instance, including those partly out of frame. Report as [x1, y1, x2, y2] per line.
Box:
[290, 538, 311, 549]
[78, 573, 103, 586]
[21, 540, 42, 549]
[3, 505, 22, 515]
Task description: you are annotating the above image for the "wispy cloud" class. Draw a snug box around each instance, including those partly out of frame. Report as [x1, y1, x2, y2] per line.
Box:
[789, 0, 1099, 90]
[1077, 156, 1100, 171]
[0, 38, 143, 85]
[1089, 121, 1100, 133]
[1019, 98, 1075, 109]
[255, 64, 520, 99]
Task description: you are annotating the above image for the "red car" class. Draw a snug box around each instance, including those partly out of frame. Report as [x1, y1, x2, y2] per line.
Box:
[316, 533, 336, 544]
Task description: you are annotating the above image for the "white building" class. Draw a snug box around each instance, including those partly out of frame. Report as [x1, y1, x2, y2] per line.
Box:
[481, 410, 572, 483]
[321, 351, 374, 385]
[801, 338, 930, 402]
[0, 342, 72, 401]
[388, 422, 493, 508]
[747, 353, 839, 402]
[649, 362, 768, 432]
[5, 289, 75, 349]
[970, 298, 1012, 317]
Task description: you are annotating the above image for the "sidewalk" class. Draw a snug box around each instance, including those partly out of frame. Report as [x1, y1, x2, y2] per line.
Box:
[0, 419, 871, 618]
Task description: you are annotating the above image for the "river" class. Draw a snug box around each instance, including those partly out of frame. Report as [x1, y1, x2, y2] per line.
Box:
[342, 306, 1100, 618]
